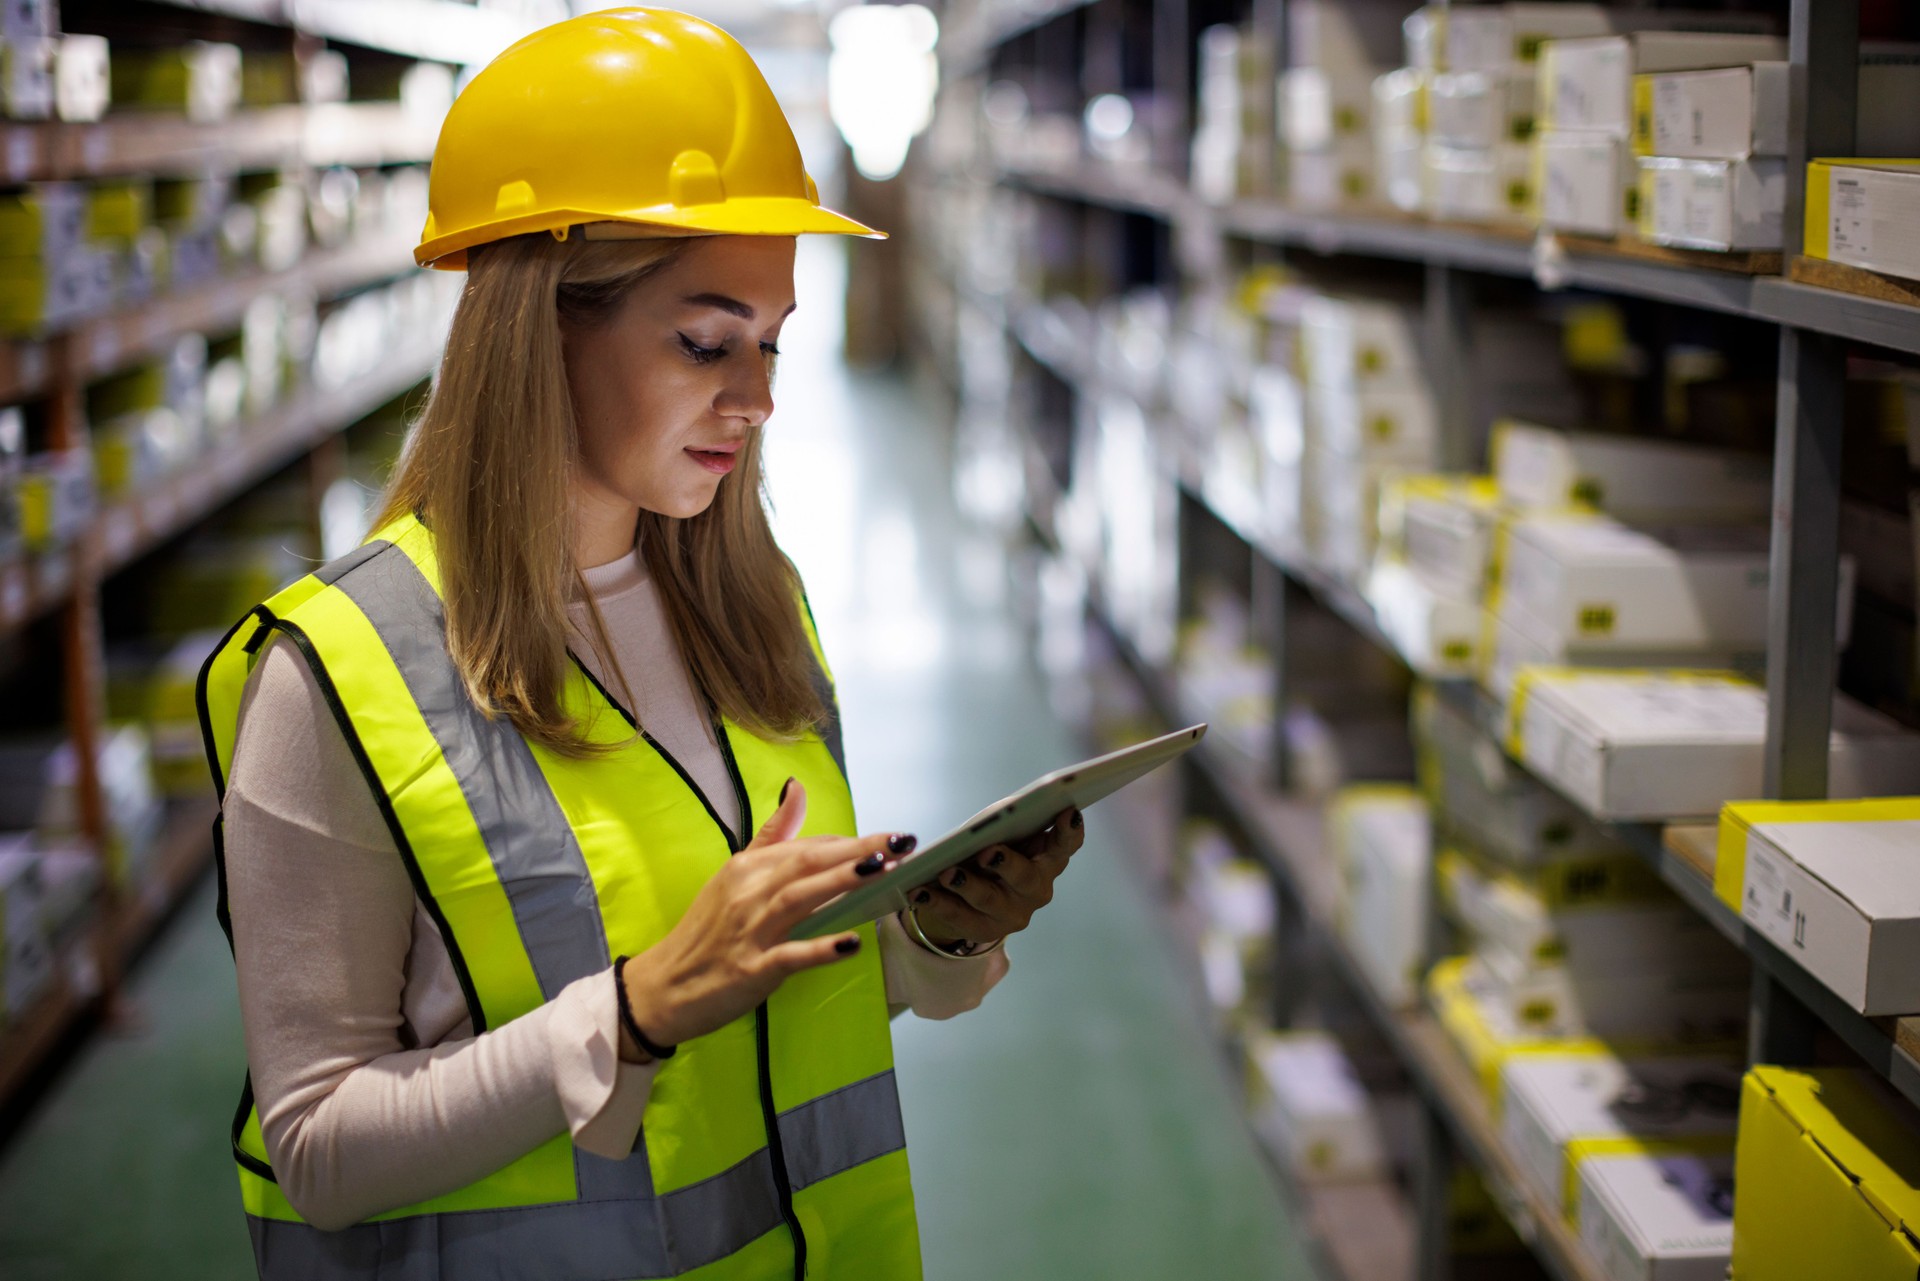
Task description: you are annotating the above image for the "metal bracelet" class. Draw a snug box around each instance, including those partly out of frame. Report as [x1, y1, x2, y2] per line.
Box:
[900, 906, 1005, 959]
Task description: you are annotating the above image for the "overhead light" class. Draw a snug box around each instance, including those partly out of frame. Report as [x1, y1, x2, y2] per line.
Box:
[828, 3, 939, 181]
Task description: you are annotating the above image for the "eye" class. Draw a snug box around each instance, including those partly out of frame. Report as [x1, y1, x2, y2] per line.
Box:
[759, 342, 780, 357]
[678, 333, 726, 364]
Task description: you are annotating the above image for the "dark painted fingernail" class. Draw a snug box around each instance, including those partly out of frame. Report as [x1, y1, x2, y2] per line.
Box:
[855, 852, 886, 876]
[887, 832, 917, 855]
[914, 889, 933, 905]
[1070, 809, 1083, 830]
[950, 868, 968, 887]
[779, 777, 794, 804]
[988, 849, 1006, 869]
[834, 936, 860, 955]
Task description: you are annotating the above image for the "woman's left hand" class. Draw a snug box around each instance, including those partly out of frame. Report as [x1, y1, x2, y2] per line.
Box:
[906, 806, 1084, 952]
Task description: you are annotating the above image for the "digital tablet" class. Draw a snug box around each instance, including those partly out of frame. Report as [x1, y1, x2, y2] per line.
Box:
[791, 723, 1207, 940]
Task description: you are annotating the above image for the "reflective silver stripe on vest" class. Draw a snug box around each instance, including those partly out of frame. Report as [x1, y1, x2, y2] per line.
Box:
[245, 1071, 905, 1280]
[326, 543, 612, 1004]
[801, 647, 847, 780]
[778, 1070, 905, 1192]
[322, 543, 648, 1203]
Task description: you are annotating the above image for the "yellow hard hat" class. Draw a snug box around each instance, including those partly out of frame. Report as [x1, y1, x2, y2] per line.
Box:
[416, 7, 883, 269]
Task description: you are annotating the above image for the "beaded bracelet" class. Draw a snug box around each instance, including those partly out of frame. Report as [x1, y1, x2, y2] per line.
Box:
[612, 955, 677, 1060]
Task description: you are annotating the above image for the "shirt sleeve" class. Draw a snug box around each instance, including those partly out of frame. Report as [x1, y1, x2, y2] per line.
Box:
[876, 908, 1010, 1020]
[226, 637, 657, 1231]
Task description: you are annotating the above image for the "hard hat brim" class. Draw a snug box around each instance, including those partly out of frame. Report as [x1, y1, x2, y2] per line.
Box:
[416, 199, 886, 270]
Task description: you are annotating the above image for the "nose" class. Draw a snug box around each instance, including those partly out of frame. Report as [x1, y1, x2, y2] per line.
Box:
[715, 351, 775, 427]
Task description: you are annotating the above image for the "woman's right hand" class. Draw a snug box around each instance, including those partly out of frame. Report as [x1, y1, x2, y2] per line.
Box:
[618, 780, 911, 1059]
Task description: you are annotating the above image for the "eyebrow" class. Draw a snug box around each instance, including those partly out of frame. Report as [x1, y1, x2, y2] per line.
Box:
[682, 293, 798, 320]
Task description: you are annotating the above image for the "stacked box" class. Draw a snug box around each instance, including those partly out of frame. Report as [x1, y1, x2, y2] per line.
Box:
[1181, 821, 1277, 1026]
[1500, 1051, 1741, 1223]
[1577, 1150, 1735, 1281]
[1537, 31, 1784, 238]
[1366, 476, 1496, 676]
[0, 182, 113, 334]
[110, 41, 240, 122]
[1248, 1030, 1393, 1183]
[1282, 0, 1420, 211]
[1328, 784, 1430, 1008]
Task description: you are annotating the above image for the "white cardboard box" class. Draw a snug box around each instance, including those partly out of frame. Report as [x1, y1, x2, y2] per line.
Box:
[1638, 63, 1789, 158]
[1429, 69, 1537, 148]
[1385, 475, 1500, 599]
[1637, 156, 1785, 251]
[1469, 948, 1749, 1043]
[1249, 1030, 1392, 1182]
[1287, 138, 1377, 211]
[1291, 0, 1414, 79]
[1724, 803, 1920, 1016]
[1426, 142, 1534, 224]
[1330, 787, 1431, 1008]
[1538, 129, 1632, 236]
[1301, 293, 1424, 388]
[1577, 1151, 1735, 1281]
[1810, 160, 1920, 284]
[1541, 32, 1787, 139]
[1484, 605, 1762, 706]
[1491, 420, 1774, 524]
[1508, 671, 1920, 821]
[1501, 1052, 1742, 1219]
[1281, 66, 1376, 152]
[1366, 558, 1481, 676]
[1407, 4, 1612, 75]
[1496, 514, 1854, 652]
[1311, 379, 1440, 464]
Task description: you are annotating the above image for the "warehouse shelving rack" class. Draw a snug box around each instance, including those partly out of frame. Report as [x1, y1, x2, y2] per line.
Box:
[927, 0, 1920, 1277]
[0, 0, 533, 1128]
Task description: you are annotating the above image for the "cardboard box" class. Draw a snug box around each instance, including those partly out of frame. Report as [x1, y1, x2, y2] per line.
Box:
[1635, 63, 1788, 159]
[1806, 159, 1920, 284]
[1407, 4, 1612, 75]
[111, 41, 241, 122]
[1491, 420, 1773, 524]
[1576, 1151, 1733, 1281]
[1495, 514, 1850, 653]
[1287, 138, 1377, 211]
[1372, 65, 1424, 138]
[1484, 605, 1761, 707]
[1414, 683, 1631, 866]
[52, 33, 108, 124]
[1301, 294, 1424, 388]
[1311, 379, 1440, 464]
[1366, 559, 1481, 677]
[0, 34, 54, 120]
[1291, 0, 1413, 78]
[1636, 156, 1784, 251]
[1381, 475, 1500, 600]
[1507, 670, 1920, 821]
[1329, 785, 1431, 1008]
[1378, 131, 1426, 213]
[1716, 798, 1920, 1016]
[1468, 948, 1748, 1043]
[1281, 65, 1376, 152]
[1248, 1031, 1392, 1183]
[1733, 1067, 1920, 1281]
[1429, 955, 1609, 1110]
[1438, 847, 1672, 967]
[1541, 32, 1786, 139]
[1430, 70, 1537, 147]
[1537, 129, 1632, 236]
[1501, 1052, 1741, 1221]
[1426, 142, 1535, 224]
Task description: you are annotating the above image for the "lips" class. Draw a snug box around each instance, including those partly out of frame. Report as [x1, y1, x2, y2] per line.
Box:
[685, 441, 742, 475]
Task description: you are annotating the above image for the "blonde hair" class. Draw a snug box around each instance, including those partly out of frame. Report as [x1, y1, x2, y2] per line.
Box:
[376, 232, 824, 757]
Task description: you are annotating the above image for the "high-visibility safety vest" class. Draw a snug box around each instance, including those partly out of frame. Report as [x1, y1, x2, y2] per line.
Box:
[197, 514, 922, 1280]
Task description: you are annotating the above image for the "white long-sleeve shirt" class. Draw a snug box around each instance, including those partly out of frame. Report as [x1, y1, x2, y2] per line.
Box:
[224, 547, 1006, 1230]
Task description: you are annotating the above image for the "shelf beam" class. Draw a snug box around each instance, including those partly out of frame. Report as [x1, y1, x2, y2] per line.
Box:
[1784, 0, 1858, 258]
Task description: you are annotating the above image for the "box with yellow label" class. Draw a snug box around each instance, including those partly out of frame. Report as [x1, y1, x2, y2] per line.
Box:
[1716, 798, 1920, 1016]
[1426, 142, 1535, 224]
[1430, 70, 1537, 147]
[1491, 420, 1774, 524]
[1540, 33, 1784, 139]
[1502, 1051, 1741, 1223]
[1804, 159, 1920, 284]
[1247, 1030, 1392, 1183]
[1429, 955, 1608, 1112]
[1732, 1067, 1920, 1281]
[1636, 156, 1785, 251]
[1494, 512, 1845, 653]
[1300, 293, 1424, 390]
[1329, 785, 1432, 1009]
[1505, 669, 1920, 821]
[1366, 559, 1481, 677]
[1311, 379, 1439, 464]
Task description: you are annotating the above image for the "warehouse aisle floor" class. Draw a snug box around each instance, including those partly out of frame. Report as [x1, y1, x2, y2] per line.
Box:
[0, 240, 1319, 1280]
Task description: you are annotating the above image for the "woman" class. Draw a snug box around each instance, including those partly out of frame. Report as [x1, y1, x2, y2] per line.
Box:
[196, 10, 1082, 1278]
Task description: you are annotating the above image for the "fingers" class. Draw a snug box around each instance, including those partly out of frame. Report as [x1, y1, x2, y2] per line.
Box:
[763, 932, 864, 977]
[908, 886, 1004, 943]
[1021, 807, 1085, 865]
[749, 778, 807, 848]
[765, 845, 902, 925]
[975, 843, 1048, 896]
[934, 861, 1017, 921]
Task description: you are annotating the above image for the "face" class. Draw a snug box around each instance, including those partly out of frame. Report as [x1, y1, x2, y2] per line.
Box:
[563, 235, 797, 527]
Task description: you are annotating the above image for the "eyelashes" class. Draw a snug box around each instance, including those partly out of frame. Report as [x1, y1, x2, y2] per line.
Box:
[677, 334, 783, 365]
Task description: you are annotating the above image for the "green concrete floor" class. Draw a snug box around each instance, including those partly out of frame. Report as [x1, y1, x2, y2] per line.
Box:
[0, 241, 1320, 1280]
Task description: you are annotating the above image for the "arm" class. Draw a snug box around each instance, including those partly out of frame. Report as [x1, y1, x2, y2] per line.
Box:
[227, 639, 657, 1231]
[877, 910, 1009, 1020]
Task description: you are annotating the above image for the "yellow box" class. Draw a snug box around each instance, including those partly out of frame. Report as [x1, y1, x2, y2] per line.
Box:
[1427, 956, 1606, 1113]
[1732, 1067, 1920, 1281]
[1804, 159, 1920, 283]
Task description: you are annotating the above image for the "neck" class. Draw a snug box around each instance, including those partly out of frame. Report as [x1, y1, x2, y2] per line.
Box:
[572, 478, 641, 568]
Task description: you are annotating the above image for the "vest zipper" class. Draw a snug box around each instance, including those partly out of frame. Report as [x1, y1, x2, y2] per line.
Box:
[712, 716, 810, 1281]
